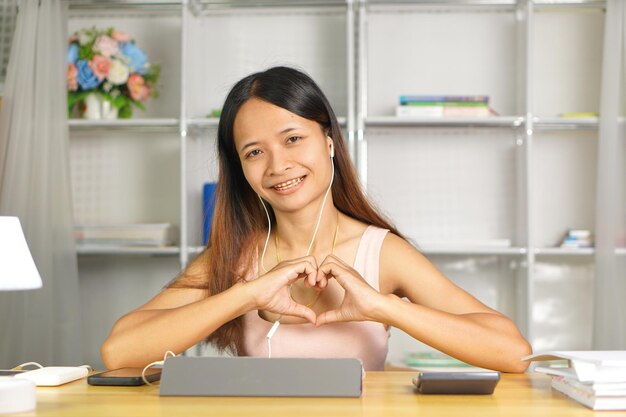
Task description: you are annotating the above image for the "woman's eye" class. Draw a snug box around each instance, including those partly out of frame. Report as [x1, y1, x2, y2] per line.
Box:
[286, 136, 302, 143]
[246, 149, 262, 158]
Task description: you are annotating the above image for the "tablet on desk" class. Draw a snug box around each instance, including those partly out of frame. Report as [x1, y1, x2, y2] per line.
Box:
[412, 371, 501, 394]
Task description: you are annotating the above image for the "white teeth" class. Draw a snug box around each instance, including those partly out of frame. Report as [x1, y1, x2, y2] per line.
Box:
[274, 176, 304, 191]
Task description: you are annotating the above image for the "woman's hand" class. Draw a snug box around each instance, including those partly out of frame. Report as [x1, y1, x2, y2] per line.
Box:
[315, 254, 389, 327]
[249, 256, 322, 324]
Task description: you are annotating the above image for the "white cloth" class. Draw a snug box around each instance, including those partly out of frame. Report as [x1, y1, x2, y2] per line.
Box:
[0, 0, 82, 367]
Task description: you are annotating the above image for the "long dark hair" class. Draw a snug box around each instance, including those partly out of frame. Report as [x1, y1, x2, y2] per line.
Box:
[171, 66, 404, 355]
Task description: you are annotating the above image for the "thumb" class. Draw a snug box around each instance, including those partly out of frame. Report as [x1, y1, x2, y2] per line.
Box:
[315, 309, 344, 327]
[286, 302, 317, 325]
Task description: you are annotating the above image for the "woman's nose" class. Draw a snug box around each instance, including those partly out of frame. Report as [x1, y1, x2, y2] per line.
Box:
[268, 148, 293, 175]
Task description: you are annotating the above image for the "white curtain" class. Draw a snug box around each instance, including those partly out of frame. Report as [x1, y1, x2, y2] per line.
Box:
[593, 0, 626, 349]
[0, 0, 82, 366]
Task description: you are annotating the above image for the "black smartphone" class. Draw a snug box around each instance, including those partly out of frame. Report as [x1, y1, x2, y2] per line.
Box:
[412, 371, 500, 395]
[0, 369, 26, 376]
[87, 367, 161, 386]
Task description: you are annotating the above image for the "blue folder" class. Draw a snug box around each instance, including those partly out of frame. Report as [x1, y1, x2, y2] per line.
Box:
[202, 182, 218, 245]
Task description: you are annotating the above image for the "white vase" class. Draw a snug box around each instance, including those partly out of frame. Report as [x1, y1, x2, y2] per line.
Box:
[83, 93, 118, 120]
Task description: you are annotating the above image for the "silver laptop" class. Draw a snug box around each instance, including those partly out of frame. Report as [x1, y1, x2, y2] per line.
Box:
[159, 356, 363, 397]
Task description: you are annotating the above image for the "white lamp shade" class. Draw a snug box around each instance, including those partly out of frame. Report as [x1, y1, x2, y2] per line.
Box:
[0, 216, 42, 290]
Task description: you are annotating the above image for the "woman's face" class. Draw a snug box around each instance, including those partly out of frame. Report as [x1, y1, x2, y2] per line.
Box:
[233, 97, 333, 214]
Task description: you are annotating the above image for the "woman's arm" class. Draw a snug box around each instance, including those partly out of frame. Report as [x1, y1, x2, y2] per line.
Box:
[378, 233, 532, 373]
[100, 251, 253, 369]
[101, 254, 320, 369]
[315, 234, 532, 373]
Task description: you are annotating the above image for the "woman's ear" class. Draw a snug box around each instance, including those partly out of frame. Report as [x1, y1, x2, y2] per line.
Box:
[326, 136, 334, 158]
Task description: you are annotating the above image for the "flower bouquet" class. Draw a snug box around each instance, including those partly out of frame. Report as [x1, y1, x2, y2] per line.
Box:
[67, 27, 160, 119]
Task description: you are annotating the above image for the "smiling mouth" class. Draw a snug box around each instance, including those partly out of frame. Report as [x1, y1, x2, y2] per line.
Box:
[272, 176, 306, 191]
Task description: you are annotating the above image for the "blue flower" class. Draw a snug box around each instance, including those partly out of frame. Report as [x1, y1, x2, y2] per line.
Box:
[119, 42, 148, 74]
[76, 60, 100, 90]
[67, 43, 78, 64]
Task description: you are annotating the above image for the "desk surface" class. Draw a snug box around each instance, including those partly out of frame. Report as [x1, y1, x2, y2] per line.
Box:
[25, 372, 625, 416]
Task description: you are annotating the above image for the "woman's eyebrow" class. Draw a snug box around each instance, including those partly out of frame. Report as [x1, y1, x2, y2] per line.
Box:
[240, 140, 260, 153]
[277, 126, 303, 135]
[239, 126, 304, 153]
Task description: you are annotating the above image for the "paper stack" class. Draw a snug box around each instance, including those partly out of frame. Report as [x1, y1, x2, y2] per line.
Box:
[523, 351, 626, 410]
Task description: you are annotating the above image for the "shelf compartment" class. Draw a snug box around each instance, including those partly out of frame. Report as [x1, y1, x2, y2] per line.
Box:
[365, 116, 524, 128]
[76, 245, 180, 255]
[69, 118, 180, 131]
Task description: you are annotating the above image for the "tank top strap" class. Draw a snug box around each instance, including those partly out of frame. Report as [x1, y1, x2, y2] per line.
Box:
[352, 225, 389, 292]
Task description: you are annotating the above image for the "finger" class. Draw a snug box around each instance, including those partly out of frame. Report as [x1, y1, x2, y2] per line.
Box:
[320, 253, 349, 268]
[301, 255, 319, 287]
[315, 268, 328, 289]
[318, 260, 350, 287]
[315, 309, 345, 327]
[285, 260, 317, 286]
[287, 302, 317, 325]
[308, 269, 316, 288]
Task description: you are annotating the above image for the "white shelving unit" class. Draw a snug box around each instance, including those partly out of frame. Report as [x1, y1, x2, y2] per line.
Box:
[355, 0, 609, 354]
[66, 0, 615, 366]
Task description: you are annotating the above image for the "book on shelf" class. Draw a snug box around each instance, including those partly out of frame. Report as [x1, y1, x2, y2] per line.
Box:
[558, 228, 594, 249]
[400, 95, 489, 104]
[396, 95, 494, 118]
[74, 223, 177, 247]
[396, 105, 492, 117]
[558, 112, 599, 118]
[523, 351, 626, 410]
[202, 182, 218, 245]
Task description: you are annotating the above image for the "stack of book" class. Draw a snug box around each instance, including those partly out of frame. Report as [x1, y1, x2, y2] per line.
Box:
[75, 223, 177, 247]
[559, 228, 593, 248]
[523, 351, 626, 410]
[396, 95, 493, 118]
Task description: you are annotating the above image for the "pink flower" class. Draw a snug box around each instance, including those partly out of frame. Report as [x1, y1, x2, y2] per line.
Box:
[67, 63, 78, 91]
[93, 35, 118, 58]
[111, 30, 132, 42]
[88, 55, 111, 81]
[127, 73, 150, 101]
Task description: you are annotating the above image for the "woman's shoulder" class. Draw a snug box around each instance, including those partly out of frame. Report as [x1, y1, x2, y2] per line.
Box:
[339, 214, 370, 244]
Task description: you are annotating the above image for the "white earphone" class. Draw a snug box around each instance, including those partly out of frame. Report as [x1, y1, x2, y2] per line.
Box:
[260, 134, 336, 353]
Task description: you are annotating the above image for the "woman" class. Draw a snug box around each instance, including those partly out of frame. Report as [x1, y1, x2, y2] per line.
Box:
[101, 66, 532, 372]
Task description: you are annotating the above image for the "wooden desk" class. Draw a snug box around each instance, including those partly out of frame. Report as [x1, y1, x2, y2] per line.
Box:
[25, 372, 625, 416]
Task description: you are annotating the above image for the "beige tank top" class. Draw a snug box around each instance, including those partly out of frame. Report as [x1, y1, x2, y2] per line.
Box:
[242, 225, 390, 371]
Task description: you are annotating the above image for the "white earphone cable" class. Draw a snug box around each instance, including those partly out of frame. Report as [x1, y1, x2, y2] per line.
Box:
[141, 350, 176, 386]
[260, 146, 335, 358]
